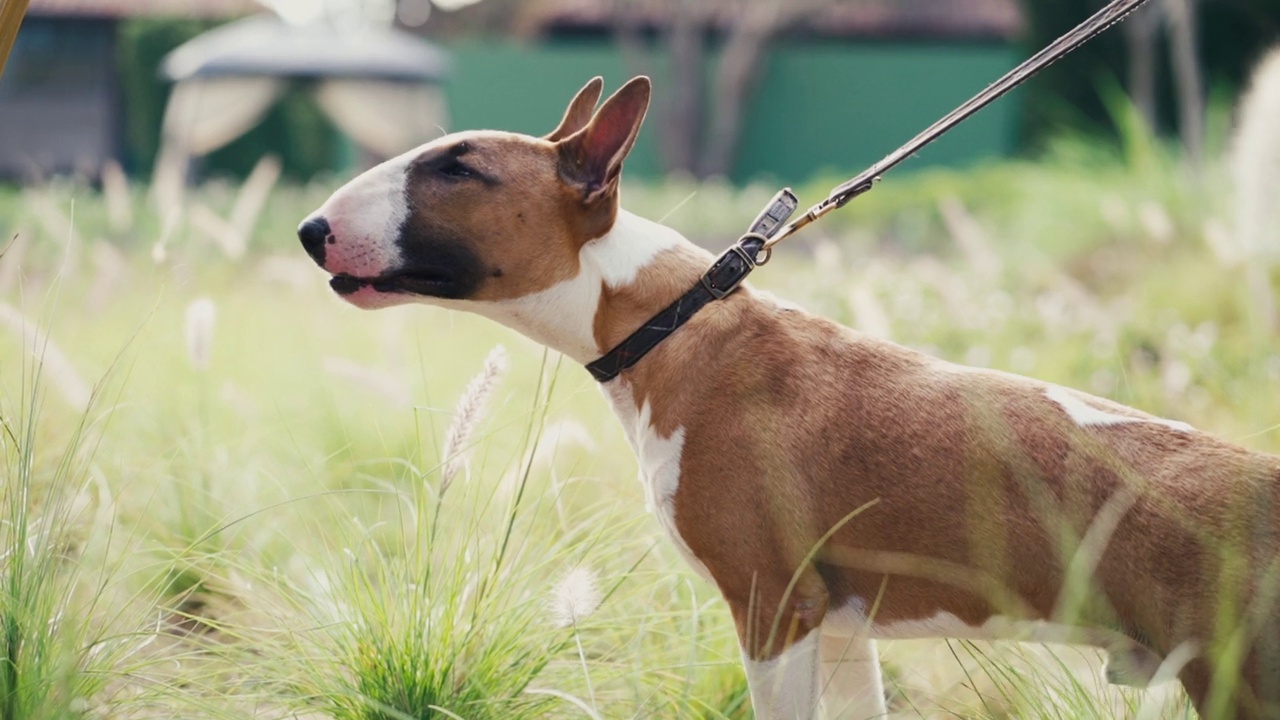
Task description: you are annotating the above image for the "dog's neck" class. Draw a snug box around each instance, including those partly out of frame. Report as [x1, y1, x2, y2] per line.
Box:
[466, 208, 714, 367]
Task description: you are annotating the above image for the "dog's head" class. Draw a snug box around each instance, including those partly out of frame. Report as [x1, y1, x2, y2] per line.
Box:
[298, 76, 650, 310]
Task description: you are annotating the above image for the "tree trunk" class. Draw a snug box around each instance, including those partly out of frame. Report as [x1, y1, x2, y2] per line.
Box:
[1125, 2, 1161, 135]
[697, 2, 794, 179]
[697, 27, 767, 177]
[614, 0, 655, 81]
[661, 2, 705, 176]
[1165, 0, 1205, 170]
[614, 0, 832, 179]
[614, 0, 705, 175]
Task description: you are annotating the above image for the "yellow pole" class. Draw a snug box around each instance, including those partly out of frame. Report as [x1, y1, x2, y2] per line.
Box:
[0, 0, 30, 80]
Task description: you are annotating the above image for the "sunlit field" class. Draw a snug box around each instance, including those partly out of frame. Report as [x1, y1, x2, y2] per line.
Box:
[1, 121, 1277, 718]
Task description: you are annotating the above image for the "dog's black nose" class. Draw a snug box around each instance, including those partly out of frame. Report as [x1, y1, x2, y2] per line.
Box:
[298, 217, 330, 266]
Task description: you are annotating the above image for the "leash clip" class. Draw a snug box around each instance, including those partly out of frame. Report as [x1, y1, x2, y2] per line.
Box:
[833, 177, 879, 208]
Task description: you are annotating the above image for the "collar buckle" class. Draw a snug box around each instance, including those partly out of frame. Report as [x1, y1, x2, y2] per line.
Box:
[583, 189, 797, 383]
[700, 243, 758, 300]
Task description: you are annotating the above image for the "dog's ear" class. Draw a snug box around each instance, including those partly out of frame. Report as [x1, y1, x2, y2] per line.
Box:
[557, 76, 651, 205]
[545, 76, 604, 142]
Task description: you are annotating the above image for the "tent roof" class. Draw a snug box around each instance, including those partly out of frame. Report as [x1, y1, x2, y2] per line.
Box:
[161, 15, 450, 82]
[29, 0, 259, 18]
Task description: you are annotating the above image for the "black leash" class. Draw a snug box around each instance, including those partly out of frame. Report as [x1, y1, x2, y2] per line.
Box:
[587, 0, 1155, 384]
[763, 0, 1157, 251]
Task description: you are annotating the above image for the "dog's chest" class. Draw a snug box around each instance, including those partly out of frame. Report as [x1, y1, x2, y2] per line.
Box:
[601, 383, 713, 582]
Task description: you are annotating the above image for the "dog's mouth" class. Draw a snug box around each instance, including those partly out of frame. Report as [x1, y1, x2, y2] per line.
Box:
[329, 271, 455, 297]
[323, 240, 484, 303]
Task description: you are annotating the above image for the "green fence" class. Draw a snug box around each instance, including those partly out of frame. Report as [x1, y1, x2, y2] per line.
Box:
[115, 25, 1021, 185]
[445, 39, 1022, 185]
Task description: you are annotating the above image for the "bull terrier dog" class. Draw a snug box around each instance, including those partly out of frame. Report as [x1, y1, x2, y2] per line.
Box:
[299, 76, 1280, 719]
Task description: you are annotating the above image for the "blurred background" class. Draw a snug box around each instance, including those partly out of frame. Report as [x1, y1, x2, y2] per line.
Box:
[0, 2, 1279, 718]
[1, 0, 1275, 185]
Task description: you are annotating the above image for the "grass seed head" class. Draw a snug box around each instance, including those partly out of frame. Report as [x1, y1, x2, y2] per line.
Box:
[1232, 45, 1280, 264]
[184, 297, 217, 372]
[441, 345, 507, 489]
[549, 566, 602, 629]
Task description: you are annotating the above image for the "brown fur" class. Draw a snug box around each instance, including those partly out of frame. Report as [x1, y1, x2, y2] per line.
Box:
[387, 80, 653, 303]
[395, 132, 585, 300]
[604, 237, 1280, 717]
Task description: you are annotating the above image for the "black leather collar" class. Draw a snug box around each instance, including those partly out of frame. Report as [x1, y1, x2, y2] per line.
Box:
[585, 234, 766, 383]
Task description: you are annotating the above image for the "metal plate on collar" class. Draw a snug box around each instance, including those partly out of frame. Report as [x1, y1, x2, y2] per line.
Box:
[701, 244, 756, 300]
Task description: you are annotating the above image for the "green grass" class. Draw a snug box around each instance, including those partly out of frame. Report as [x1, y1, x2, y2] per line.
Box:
[0, 297, 174, 719]
[0, 129, 1276, 718]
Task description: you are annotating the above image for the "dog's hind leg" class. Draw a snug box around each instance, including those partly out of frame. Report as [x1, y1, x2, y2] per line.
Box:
[818, 632, 887, 719]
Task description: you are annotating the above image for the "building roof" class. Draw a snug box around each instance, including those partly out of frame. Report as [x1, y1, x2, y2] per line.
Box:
[162, 15, 450, 81]
[523, 0, 1026, 41]
[28, 0, 262, 19]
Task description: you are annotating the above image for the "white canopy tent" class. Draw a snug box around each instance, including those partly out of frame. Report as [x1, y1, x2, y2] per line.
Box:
[153, 15, 449, 205]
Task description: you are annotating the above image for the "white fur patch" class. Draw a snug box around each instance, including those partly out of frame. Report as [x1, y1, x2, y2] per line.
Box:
[869, 610, 994, 640]
[827, 601, 1171, 690]
[820, 597, 870, 637]
[824, 602, 999, 641]
[459, 268, 604, 364]
[311, 147, 416, 277]
[1044, 385, 1193, 432]
[824, 601, 1067, 643]
[601, 381, 712, 582]
[437, 209, 691, 364]
[827, 600, 1159, 667]
[742, 630, 821, 720]
[583, 210, 683, 289]
[875, 611, 1117, 646]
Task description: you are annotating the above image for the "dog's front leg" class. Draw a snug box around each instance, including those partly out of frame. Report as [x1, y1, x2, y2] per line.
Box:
[728, 574, 829, 720]
[818, 633, 886, 719]
[741, 629, 822, 720]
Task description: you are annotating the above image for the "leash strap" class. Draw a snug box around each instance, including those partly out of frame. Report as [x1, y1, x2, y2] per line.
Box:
[763, 0, 1156, 249]
[585, 232, 769, 382]
[585, 0, 1153, 382]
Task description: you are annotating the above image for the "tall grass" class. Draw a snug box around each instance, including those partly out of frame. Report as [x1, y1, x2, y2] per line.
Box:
[0, 332, 99, 718]
[0, 107, 1276, 717]
[0, 303, 166, 719]
[262, 348, 570, 719]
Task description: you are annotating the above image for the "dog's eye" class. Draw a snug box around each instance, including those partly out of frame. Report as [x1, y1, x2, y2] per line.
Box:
[438, 158, 473, 179]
